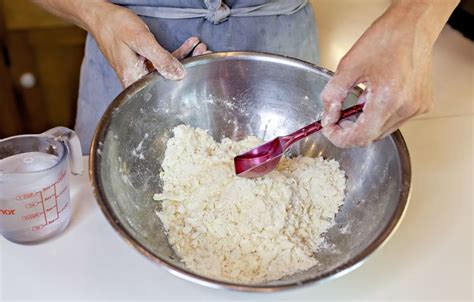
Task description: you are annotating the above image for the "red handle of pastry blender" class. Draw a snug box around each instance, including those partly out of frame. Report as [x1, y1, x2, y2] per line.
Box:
[283, 103, 364, 147]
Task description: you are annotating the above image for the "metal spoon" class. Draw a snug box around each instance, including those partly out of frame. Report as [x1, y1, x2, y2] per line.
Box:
[234, 103, 364, 178]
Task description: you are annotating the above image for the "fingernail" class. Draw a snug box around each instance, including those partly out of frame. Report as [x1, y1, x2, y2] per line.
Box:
[175, 64, 186, 78]
[192, 43, 208, 56]
[163, 63, 185, 80]
[189, 37, 200, 48]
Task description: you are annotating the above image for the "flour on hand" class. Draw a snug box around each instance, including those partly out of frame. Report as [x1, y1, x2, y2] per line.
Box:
[153, 125, 346, 283]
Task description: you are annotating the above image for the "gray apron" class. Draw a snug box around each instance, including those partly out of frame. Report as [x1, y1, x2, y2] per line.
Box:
[76, 0, 319, 154]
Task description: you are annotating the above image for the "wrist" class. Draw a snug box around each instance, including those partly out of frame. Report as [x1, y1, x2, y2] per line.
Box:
[33, 0, 115, 32]
[388, 0, 459, 46]
[76, 0, 115, 33]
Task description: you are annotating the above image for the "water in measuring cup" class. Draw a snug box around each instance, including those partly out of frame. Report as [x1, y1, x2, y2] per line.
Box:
[0, 152, 71, 244]
[0, 152, 59, 174]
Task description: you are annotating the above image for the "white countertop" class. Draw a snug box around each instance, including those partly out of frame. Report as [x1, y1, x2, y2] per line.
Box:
[2, 1, 473, 300]
[1, 120, 472, 301]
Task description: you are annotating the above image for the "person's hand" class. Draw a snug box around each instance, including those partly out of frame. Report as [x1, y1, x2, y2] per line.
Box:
[320, 1, 455, 148]
[88, 2, 210, 87]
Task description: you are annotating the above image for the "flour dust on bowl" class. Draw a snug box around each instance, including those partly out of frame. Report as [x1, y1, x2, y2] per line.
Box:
[90, 52, 411, 291]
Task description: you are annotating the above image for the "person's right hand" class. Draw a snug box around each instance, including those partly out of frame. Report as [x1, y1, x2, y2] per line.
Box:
[88, 2, 210, 87]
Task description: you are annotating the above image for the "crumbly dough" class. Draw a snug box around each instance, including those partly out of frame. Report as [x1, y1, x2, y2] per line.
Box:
[153, 125, 346, 283]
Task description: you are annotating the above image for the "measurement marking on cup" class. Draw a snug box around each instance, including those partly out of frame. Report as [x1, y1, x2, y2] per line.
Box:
[48, 216, 59, 225]
[32, 224, 44, 232]
[45, 205, 56, 212]
[44, 193, 55, 201]
[16, 192, 38, 200]
[25, 201, 41, 209]
[58, 201, 68, 214]
[58, 185, 67, 197]
[22, 211, 43, 221]
[11, 168, 69, 234]
[54, 183, 59, 219]
[39, 191, 47, 225]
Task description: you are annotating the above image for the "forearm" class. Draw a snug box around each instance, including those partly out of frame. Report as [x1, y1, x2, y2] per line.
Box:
[388, 0, 459, 46]
[32, 0, 112, 32]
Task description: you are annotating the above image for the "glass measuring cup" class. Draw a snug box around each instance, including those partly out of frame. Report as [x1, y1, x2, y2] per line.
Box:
[0, 127, 83, 244]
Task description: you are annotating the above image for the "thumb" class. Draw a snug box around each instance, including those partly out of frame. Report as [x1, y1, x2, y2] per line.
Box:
[128, 31, 186, 80]
[320, 72, 358, 128]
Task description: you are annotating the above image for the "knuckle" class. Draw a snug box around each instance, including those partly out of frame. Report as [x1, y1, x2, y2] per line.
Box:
[184, 36, 199, 46]
[321, 80, 344, 104]
[320, 90, 332, 105]
[132, 29, 154, 43]
[109, 8, 132, 23]
[337, 55, 351, 71]
[128, 31, 157, 52]
[180, 37, 199, 52]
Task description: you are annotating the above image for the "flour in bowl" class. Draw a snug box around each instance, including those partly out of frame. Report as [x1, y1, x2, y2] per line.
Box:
[153, 125, 346, 283]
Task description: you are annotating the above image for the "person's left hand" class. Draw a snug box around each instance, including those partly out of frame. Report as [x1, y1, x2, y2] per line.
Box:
[83, 2, 212, 87]
[320, 5, 434, 148]
[142, 36, 211, 77]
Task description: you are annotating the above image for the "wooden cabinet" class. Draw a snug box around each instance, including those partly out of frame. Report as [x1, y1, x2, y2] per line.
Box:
[0, 0, 86, 138]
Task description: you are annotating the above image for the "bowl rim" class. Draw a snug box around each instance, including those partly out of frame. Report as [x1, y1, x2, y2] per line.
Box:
[89, 51, 411, 292]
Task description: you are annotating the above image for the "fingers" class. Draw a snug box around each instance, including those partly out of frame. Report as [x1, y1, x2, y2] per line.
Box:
[192, 42, 208, 56]
[320, 73, 358, 129]
[322, 86, 395, 148]
[320, 69, 360, 147]
[128, 30, 185, 80]
[128, 33, 211, 80]
[322, 119, 359, 148]
[172, 37, 211, 59]
[172, 37, 200, 60]
[322, 112, 376, 148]
[139, 37, 211, 76]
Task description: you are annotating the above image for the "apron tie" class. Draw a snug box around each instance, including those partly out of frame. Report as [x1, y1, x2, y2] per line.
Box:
[204, 0, 231, 24]
[120, 0, 308, 25]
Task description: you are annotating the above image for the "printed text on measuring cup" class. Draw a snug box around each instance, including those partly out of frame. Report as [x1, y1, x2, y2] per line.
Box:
[13, 169, 69, 232]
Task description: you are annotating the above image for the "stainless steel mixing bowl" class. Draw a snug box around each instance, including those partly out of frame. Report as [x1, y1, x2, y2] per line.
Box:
[90, 52, 411, 291]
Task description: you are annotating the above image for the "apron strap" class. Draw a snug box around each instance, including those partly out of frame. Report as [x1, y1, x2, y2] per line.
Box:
[123, 0, 308, 25]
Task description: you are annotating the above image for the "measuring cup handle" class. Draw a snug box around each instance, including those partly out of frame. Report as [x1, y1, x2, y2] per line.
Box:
[42, 127, 84, 175]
